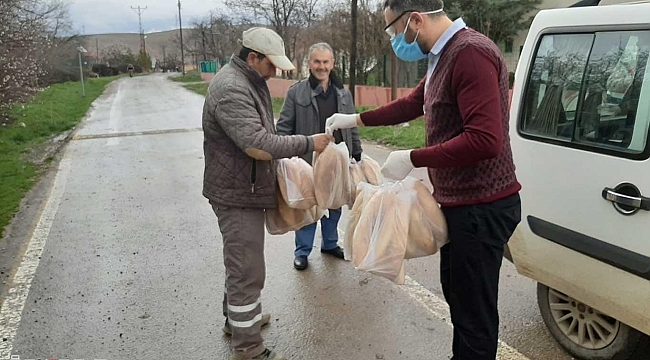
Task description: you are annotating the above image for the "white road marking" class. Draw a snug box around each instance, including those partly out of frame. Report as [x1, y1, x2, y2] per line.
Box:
[107, 80, 124, 146]
[338, 227, 531, 360]
[403, 276, 531, 360]
[0, 157, 72, 359]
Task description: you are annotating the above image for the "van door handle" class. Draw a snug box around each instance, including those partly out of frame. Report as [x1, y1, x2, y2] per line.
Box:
[602, 188, 650, 211]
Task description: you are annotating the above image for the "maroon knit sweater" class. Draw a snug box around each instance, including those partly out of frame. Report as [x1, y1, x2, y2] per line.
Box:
[361, 28, 521, 207]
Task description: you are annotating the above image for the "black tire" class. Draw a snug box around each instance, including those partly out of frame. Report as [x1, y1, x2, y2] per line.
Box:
[503, 244, 513, 263]
[537, 282, 644, 360]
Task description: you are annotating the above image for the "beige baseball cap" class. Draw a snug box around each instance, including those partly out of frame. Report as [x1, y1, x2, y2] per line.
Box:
[242, 27, 295, 71]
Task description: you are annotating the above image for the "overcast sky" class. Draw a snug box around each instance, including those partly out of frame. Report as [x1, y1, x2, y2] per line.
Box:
[69, 0, 223, 35]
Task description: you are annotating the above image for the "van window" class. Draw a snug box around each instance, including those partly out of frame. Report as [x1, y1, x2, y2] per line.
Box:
[575, 31, 650, 153]
[521, 34, 594, 140]
[520, 30, 650, 157]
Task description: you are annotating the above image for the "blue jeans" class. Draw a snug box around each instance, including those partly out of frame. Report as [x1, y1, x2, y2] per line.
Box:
[294, 209, 342, 257]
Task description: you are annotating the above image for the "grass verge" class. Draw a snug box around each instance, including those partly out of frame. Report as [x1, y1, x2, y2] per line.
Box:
[182, 83, 425, 149]
[357, 119, 425, 149]
[183, 83, 208, 96]
[171, 70, 202, 83]
[0, 76, 121, 238]
[355, 105, 425, 149]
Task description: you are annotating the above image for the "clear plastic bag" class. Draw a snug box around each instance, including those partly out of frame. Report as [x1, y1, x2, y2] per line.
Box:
[359, 154, 384, 186]
[266, 190, 324, 235]
[347, 160, 367, 207]
[344, 182, 379, 261]
[276, 157, 317, 210]
[353, 181, 410, 284]
[313, 142, 351, 209]
[350, 177, 448, 284]
[405, 180, 449, 259]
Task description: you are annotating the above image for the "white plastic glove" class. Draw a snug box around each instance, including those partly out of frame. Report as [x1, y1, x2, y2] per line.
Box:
[325, 113, 360, 135]
[380, 150, 415, 181]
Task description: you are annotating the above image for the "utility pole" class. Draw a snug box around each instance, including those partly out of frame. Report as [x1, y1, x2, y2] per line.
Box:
[131, 6, 148, 55]
[349, 0, 358, 103]
[96, 38, 99, 63]
[178, 0, 185, 75]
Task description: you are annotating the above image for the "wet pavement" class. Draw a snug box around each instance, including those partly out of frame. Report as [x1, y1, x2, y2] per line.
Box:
[0, 74, 574, 360]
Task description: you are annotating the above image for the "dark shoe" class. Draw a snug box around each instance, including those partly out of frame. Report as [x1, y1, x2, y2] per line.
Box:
[223, 313, 271, 336]
[293, 256, 308, 270]
[321, 246, 345, 259]
[230, 348, 286, 360]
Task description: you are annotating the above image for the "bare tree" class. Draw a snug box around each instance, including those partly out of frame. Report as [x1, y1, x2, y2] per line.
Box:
[223, 0, 321, 78]
[189, 12, 241, 66]
[208, 11, 250, 65]
[310, 0, 388, 84]
[44, 0, 72, 38]
[172, 28, 202, 70]
[166, 51, 181, 71]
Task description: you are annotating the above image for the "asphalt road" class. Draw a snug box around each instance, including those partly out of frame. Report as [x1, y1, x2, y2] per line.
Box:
[0, 74, 576, 360]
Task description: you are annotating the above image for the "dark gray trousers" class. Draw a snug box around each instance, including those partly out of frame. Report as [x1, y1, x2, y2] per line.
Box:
[213, 204, 267, 359]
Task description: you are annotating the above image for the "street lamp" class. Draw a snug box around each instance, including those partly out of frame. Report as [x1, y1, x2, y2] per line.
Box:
[77, 46, 88, 97]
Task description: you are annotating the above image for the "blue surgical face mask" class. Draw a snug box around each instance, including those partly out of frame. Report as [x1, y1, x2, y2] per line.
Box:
[389, 9, 443, 62]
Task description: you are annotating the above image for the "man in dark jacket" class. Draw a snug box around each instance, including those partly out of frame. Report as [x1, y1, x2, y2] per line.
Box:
[276, 42, 363, 271]
[203, 27, 332, 360]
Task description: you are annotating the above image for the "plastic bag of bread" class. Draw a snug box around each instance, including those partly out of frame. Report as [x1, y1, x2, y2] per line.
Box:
[347, 160, 367, 207]
[405, 179, 449, 259]
[352, 181, 410, 284]
[266, 190, 324, 235]
[276, 157, 317, 210]
[344, 182, 379, 261]
[359, 154, 383, 185]
[350, 177, 448, 284]
[313, 142, 351, 209]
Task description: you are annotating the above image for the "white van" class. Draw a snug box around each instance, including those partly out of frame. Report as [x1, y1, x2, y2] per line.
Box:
[508, 1, 650, 359]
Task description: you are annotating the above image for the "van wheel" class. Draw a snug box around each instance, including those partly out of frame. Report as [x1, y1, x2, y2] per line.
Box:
[537, 283, 643, 360]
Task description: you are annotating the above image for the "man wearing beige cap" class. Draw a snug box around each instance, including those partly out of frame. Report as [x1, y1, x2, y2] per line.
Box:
[202, 27, 332, 360]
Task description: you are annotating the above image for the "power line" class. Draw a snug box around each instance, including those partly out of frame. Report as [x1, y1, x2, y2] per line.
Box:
[131, 5, 148, 54]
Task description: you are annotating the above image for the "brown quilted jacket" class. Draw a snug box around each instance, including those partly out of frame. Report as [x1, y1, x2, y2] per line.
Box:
[202, 56, 313, 208]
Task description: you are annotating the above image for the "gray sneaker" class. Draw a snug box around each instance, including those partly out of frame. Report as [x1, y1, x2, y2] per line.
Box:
[223, 313, 271, 336]
[230, 348, 286, 360]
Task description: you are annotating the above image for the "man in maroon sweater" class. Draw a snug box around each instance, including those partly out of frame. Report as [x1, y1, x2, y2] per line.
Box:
[326, 1, 522, 359]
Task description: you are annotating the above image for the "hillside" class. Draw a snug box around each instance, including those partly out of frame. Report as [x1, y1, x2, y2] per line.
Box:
[81, 29, 199, 65]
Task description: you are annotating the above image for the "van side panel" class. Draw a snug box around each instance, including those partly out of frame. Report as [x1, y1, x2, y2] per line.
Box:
[509, 2, 650, 336]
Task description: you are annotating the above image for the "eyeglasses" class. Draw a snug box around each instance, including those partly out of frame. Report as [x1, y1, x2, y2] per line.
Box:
[384, 8, 444, 40]
[384, 9, 416, 40]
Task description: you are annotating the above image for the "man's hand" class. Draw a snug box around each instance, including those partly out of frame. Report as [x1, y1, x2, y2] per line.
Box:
[325, 113, 362, 134]
[311, 133, 334, 153]
[381, 150, 415, 181]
